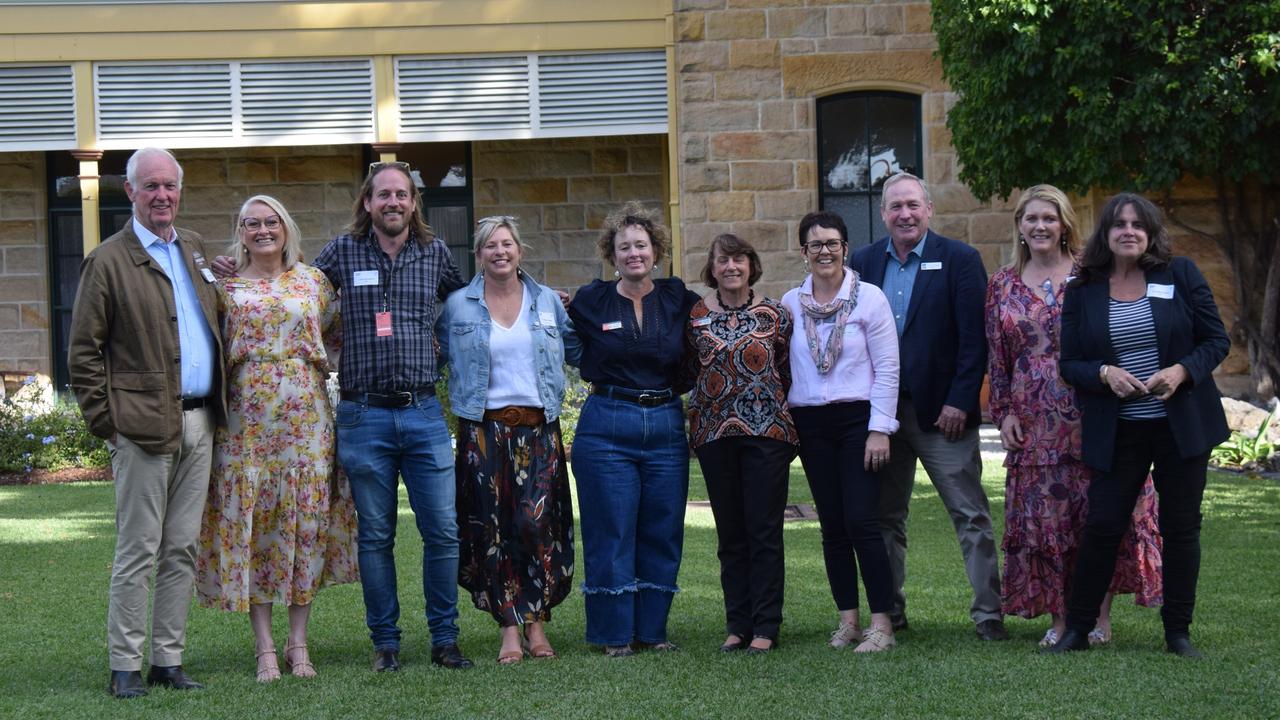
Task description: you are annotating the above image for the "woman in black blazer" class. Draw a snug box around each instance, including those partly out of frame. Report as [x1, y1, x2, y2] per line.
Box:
[1049, 193, 1229, 658]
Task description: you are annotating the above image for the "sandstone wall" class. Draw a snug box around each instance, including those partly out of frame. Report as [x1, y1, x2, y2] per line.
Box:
[0, 152, 49, 378]
[472, 135, 666, 291]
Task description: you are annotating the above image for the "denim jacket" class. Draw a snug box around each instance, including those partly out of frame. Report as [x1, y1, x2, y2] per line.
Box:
[437, 271, 582, 422]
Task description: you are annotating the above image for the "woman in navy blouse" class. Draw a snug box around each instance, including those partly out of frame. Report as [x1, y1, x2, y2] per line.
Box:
[1049, 193, 1229, 658]
[567, 202, 699, 658]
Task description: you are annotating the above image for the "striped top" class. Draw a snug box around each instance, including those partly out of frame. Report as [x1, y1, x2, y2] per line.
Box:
[1109, 297, 1166, 419]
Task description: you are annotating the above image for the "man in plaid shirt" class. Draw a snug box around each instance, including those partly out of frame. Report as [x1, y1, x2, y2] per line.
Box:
[313, 162, 470, 672]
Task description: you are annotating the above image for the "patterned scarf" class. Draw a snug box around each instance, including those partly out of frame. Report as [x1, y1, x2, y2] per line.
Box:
[799, 271, 860, 374]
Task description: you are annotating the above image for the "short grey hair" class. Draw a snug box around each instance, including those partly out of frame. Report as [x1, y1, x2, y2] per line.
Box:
[880, 171, 931, 207]
[125, 147, 184, 188]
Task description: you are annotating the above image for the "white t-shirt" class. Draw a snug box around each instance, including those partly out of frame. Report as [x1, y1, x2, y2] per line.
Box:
[486, 286, 542, 409]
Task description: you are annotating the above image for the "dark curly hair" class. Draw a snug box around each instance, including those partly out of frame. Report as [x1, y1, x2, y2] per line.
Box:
[597, 201, 670, 266]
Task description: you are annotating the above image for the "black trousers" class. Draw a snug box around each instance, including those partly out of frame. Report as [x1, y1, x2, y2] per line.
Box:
[694, 435, 795, 639]
[1066, 418, 1208, 638]
[792, 402, 895, 614]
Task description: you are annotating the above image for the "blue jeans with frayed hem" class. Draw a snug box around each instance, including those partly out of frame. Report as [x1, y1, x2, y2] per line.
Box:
[571, 394, 688, 646]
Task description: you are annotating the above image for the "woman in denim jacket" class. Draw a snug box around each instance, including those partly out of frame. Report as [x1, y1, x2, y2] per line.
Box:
[437, 215, 582, 664]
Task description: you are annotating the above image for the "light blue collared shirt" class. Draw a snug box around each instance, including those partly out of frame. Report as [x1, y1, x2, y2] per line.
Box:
[880, 231, 929, 337]
[134, 217, 216, 399]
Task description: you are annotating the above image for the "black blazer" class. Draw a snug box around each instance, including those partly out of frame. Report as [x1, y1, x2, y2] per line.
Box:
[849, 232, 988, 432]
[1059, 256, 1230, 472]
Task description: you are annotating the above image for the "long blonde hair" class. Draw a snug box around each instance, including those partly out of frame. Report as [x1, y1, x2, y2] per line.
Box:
[1011, 184, 1080, 274]
[228, 194, 304, 273]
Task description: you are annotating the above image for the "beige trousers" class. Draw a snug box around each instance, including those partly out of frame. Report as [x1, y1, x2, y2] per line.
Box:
[107, 407, 213, 671]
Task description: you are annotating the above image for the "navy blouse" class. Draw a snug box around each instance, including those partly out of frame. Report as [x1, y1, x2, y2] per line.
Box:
[569, 277, 700, 391]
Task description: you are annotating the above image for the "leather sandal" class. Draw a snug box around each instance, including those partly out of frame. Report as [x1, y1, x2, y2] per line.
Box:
[522, 636, 557, 659]
[497, 649, 523, 665]
[255, 648, 281, 683]
[284, 644, 316, 678]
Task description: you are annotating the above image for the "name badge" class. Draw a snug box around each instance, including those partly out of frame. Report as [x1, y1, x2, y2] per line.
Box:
[1146, 283, 1175, 299]
[538, 311, 556, 327]
[375, 311, 393, 337]
[921, 261, 942, 271]
[199, 268, 216, 283]
[353, 270, 379, 287]
[602, 321, 623, 331]
[692, 317, 713, 328]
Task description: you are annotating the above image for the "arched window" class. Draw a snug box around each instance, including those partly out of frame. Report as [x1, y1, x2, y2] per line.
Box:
[816, 91, 922, 249]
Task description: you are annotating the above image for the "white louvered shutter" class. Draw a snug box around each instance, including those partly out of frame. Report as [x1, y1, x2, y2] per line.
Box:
[536, 50, 667, 131]
[96, 63, 233, 141]
[0, 65, 76, 150]
[397, 55, 531, 139]
[240, 60, 374, 140]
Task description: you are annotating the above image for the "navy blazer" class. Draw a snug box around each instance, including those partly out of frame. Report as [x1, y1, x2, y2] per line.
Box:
[849, 232, 988, 432]
[1059, 256, 1230, 472]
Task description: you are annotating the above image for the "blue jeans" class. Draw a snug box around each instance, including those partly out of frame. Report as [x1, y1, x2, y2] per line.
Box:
[336, 397, 460, 651]
[570, 394, 689, 646]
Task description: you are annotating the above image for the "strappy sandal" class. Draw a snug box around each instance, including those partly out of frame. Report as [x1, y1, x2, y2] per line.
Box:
[255, 648, 281, 683]
[1087, 627, 1112, 646]
[603, 644, 635, 658]
[522, 636, 557, 659]
[284, 644, 317, 678]
[1039, 628, 1061, 648]
[852, 627, 896, 653]
[497, 648, 524, 665]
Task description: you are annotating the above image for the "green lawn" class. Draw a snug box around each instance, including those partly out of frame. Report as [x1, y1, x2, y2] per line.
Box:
[1, 463, 1277, 719]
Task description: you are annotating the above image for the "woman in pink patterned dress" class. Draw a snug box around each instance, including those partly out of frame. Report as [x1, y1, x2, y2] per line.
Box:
[985, 185, 1161, 647]
[196, 195, 358, 682]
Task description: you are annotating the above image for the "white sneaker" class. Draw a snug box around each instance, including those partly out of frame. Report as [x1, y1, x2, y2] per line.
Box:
[829, 622, 863, 648]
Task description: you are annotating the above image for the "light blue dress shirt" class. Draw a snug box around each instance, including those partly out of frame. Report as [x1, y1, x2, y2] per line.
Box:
[879, 231, 929, 337]
[134, 218, 216, 399]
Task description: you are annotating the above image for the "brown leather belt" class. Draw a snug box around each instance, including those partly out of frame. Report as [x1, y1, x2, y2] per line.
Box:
[483, 406, 546, 427]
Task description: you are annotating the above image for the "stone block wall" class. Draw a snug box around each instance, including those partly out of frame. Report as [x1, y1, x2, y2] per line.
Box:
[676, 0, 1001, 300]
[172, 146, 363, 264]
[0, 152, 49, 378]
[472, 135, 666, 291]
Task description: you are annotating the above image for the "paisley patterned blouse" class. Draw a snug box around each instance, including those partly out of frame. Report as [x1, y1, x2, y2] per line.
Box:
[685, 297, 798, 449]
[985, 264, 1080, 467]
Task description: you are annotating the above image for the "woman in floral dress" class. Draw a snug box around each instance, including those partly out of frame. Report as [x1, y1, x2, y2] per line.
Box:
[985, 185, 1161, 648]
[196, 195, 358, 682]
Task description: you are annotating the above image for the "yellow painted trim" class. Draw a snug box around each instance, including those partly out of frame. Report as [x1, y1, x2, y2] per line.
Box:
[1, 0, 669, 35]
[72, 62, 96, 149]
[79, 160, 101, 255]
[663, 5, 681, 278]
[373, 55, 397, 143]
[2, 22, 667, 63]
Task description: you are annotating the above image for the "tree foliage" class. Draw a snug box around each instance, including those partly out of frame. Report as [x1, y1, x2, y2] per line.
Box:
[933, 0, 1280, 397]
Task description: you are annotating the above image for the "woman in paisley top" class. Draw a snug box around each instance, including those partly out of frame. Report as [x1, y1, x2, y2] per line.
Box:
[686, 233, 797, 655]
[567, 202, 699, 657]
[985, 185, 1161, 649]
[781, 211, 901, 653]
[196, 195, 359, 682]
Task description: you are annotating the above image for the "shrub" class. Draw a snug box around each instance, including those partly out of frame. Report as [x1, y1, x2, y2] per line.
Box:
[0, 377, 108, 474]
[1212, 407, 1278, 473]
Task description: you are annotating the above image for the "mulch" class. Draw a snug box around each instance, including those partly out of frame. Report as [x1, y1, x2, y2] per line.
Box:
[0, 466, 112, 486]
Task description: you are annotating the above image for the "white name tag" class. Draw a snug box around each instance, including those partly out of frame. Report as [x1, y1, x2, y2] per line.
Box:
[602, 321, 623, 331]
[692, 317, 713, 328]
[538, 311, 556, 326]
[921, 261, 942, 271]
[1146, 283, 1175, 299]
[353, 270, 379, 287]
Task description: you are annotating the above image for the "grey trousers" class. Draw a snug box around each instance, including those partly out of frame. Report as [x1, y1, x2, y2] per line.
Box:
[106, 407, 213, 671]
[878, 401, 1001, 624]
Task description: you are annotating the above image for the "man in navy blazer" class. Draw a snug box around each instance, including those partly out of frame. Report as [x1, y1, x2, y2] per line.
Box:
[848, 173, 1005, 640]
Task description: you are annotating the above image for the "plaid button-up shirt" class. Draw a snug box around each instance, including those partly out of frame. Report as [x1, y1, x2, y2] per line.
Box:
[314, 231, 464, 394]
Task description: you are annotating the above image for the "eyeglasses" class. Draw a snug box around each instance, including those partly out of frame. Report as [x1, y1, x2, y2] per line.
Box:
[368, 161, 411, 173]
[478, 215, 517, 225]
[241, 216, 282, 231]
[804, 239, 844, 253]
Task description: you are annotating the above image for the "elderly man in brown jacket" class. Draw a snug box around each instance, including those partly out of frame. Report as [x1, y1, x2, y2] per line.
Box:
[68, 147, 225, 699]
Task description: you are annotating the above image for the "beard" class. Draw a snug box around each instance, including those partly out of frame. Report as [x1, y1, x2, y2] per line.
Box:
[372, 210, 409, 238]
